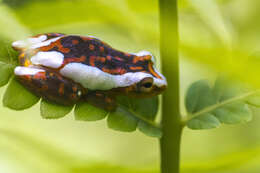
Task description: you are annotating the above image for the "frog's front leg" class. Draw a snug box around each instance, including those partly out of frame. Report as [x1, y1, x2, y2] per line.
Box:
[14, 66, 86, 105]
[84, 92, 117, 111]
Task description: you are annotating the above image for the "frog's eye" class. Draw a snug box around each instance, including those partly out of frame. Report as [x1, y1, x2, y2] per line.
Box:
[138, 77, 154, 92]
[143, 82, 152, 88]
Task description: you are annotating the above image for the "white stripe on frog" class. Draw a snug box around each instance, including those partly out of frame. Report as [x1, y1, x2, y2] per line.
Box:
[14, 66, 45, 76]
[31, 51, 64, 68]
[60, 62, 167, 90]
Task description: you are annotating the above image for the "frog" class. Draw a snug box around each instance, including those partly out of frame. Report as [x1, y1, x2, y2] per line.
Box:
[12, 33, 167, 111]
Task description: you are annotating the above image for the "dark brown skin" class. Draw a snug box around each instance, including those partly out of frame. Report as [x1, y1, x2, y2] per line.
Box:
[15, 68, 86, 106]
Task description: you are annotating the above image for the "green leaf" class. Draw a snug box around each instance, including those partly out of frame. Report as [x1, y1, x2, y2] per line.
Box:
[138, 121, 162, 138]
[0, 40, 19, 65]
[3, 78, 40, 110]
[74, 96, 160, 136]
[117, 96, 159, 120]
[185, 77, 256, 130]
[246, 93, 260, 107]
[187, 113, 221, 130]
[74, 102, 108, 121]
[214, 102, 252, 124]
[40, 99, 73, 119]
[212, 77, 244, 102]
[185, 80, 215, 113]
[130, 97, 158, 120]
[0, 62, 13, 87]
[212, 78, 252, 124]
[107, 107, 138, 132]
[113, 96, 161, 136]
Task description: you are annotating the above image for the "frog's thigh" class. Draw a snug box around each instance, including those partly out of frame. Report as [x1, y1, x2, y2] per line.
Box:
[14, 66, 85, 105]
[85, 92, 117, 111]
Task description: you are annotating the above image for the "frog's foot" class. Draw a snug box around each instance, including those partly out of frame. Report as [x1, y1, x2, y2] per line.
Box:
[85, 92, 117, 112]
[14, 66, 86, 105]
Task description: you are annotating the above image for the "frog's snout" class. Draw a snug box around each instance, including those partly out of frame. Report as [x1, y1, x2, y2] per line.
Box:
[153, 85, 167, 95]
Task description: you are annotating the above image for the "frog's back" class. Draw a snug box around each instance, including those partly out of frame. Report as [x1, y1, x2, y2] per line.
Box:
[13, 33, 157, 75]
[38, 34, 131, 74]
[41, 34, 156, 75]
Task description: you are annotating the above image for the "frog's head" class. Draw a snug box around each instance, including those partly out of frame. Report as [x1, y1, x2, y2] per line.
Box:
[113, 51, 167, 98]
[128, 75, 167, 98]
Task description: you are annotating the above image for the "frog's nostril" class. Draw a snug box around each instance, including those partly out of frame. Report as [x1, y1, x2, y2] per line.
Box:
[154, 85, 167, 93]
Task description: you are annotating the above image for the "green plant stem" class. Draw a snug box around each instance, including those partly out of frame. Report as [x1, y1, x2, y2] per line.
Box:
[159, 0, 183, 173]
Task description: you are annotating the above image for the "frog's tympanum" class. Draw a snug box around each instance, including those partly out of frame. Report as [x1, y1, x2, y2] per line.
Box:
[12, 33, 167, 111]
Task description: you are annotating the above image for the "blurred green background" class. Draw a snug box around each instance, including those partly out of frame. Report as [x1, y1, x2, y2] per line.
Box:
[1, 0, 260, 172]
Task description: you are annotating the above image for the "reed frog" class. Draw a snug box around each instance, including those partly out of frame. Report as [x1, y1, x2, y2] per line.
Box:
[12, 33, 167, 111]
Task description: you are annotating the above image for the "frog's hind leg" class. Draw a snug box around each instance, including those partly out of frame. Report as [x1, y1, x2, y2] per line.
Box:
[84, 92, 117, 112]
[14, 66, 86, 105]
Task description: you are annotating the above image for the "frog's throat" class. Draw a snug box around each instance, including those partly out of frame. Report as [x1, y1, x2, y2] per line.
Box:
[59, 62, 167, 91]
